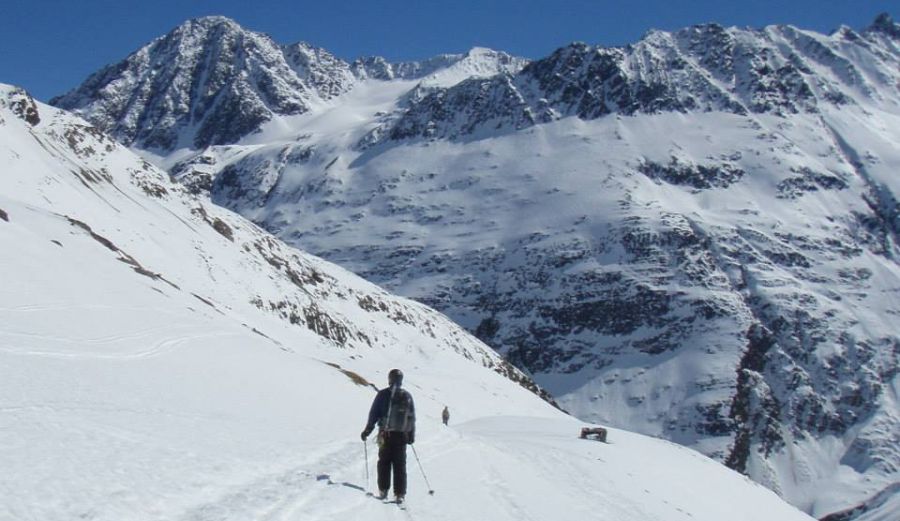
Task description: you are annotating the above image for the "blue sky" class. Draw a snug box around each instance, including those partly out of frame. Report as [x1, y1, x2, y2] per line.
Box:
[1, 0, 897, 101]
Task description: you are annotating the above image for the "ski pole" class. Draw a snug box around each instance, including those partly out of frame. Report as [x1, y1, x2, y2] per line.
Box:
[411, 445, 435, 495]
[364, 440, 370, 493]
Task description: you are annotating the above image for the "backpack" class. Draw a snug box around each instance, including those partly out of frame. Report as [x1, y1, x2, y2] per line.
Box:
[382, 387, 414, 433]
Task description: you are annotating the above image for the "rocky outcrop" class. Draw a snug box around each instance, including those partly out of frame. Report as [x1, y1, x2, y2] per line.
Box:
[368, 16, 900, 144]
[2, 86, 40, 126]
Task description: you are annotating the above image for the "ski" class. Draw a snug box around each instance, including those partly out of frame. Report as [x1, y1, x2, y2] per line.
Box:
[376, 497, 407, 510]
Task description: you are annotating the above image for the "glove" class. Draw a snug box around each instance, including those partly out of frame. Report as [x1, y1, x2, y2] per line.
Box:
[361, 427, 373, 441]
[406, 432, 415, 445]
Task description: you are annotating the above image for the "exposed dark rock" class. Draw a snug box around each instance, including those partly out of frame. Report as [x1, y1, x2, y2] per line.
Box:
[638, 158, 745, 190]
[323, 361, 378, 390]
[867, 13, 900, 39]
[257, 297, 366, 348]
[65, 216, 179, 289]
[211, 218, 234, 241]
[777, 167, 848, 199]
[6, 87, 40, 126]
[190, 205, 234, 241]
[726, 324, 783, 473]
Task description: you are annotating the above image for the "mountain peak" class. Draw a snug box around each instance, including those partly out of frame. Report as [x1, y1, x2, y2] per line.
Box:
[51, 15, 315, 151]
[281, 41, 356, 100]
[464, 46, 506, 58]
[164, 15, 248, 43]
[176, 15, 243, 31]
[868, 12, 900, 38]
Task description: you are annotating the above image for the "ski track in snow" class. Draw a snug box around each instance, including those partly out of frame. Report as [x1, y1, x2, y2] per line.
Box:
[174, 425, 668, 521]
[146, 431, 531, 521]
[178, 441, 404, 521]
[0, 331, 236, 359]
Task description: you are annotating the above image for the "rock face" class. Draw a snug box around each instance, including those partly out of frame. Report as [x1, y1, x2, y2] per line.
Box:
[51, 14, 900, 520]
[282, 41, 356, 100]
[371, 18, 900, 143]
[51, 17, 317, 151]
[4, 86, 41, 126]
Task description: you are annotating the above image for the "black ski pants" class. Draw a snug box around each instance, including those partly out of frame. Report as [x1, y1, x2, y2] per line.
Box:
[377, 431, 408, 496]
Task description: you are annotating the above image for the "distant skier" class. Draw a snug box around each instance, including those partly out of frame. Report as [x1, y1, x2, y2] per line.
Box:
[442, 406, 449, 426]
[361, 369, 416, 503]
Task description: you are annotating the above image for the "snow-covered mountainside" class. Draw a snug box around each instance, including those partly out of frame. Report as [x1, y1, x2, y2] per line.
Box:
[51, 14, 900, 520]
[0, 85, 815, 521]
[50, 16, 317, 152]
[352, 46, 528, 86]
[373, 14, 900, 142]
[50, 16, 525, 154]
[0, 82, 544, 396]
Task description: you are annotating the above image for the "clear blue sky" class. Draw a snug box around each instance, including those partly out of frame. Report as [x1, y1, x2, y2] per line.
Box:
[1, 0, 897, 101]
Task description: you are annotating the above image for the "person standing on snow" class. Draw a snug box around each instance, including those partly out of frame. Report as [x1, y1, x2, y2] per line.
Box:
[442, 406, 449, 426]
[361, 369, 416, 503]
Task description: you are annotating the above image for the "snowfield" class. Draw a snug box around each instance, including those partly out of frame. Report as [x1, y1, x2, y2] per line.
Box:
[0, 332, 813, 521]
[0, 86, 816, 520]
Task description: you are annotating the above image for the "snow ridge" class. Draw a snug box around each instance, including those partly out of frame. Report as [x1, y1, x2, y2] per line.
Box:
[352, 47, 527, 84]
[51, 16, 527, 153]
[374, 17, 900, 143]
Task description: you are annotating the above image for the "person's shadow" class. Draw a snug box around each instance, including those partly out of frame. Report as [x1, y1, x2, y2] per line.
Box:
[316, 473, 367, 493]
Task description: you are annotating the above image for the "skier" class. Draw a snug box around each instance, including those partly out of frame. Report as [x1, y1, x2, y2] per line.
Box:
[361, 369, 416, 503]
[442, 406, 449, 426]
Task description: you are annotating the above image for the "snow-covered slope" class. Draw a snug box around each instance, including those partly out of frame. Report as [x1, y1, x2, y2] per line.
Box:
[0, 83, 530, 383]
[351, 47, 527, 86]
[49, 14, 900, 520]
[0, 85, 814, 521]
[174, 105, 900, 520]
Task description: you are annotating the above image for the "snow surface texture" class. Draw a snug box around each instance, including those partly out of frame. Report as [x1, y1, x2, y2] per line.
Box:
[51, 14, 900, 520]
[0, 85, 814, 521]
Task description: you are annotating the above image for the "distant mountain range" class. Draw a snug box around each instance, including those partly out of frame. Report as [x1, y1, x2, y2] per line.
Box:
[50, 16, 526, 151]
[50, 14, 900, 520]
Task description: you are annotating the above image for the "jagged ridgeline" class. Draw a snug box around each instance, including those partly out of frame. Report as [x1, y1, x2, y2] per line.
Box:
[50, 16, 526, 151]
[52, 13, 900, 520]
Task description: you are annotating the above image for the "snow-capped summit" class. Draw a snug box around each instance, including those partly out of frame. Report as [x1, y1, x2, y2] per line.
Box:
[351, 52, 464, 81]
[415, 46, 529, 87]
[52, 19, 528, 154]
[52, 16, 323, 152]
[866, 12, 900, 38]
[351, 47, 526, 84]
[281, 41, 357, 100]
[374, 15, 900, 143]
